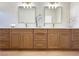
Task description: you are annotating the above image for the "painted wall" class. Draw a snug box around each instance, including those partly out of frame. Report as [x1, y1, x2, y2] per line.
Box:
[0, 2, 18, 28]
[0, 2, 78, 28]
[70, 2, 79, 28]
[54, 2, 70, 28]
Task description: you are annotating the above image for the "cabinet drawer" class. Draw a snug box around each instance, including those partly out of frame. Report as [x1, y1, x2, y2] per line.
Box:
[72, 29, 79, 33]
[34, 38, 47, 40]
[0, 41, 9, 46]
[0, 44, 9, 48]
[34, 33, 47, 40]
[48, 29, 59, 34]
[11, 29, 33, 33]
[72, 45, 79, 49]
[34, 29, 47, 33]
[0, 29, 9, 33]
[0, 40, 9, 42]
[0, 33, 9, 38]
[22, 29, 33, 33]
[11, 29, 21, 33]
[0, 42, 9, 48]
[34, 40, 47, 48]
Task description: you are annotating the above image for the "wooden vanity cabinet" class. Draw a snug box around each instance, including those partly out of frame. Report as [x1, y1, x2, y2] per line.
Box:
[48, 29, 59, 49]
[48, 29, 71, 49]
[72, 29, 79, 49]
[0, 29, 79, 50]
[34, 29, 47, 49]
[10, 29, 33, 49]
[0, 29, 10, 49]
[59, 29, 72, 49]
[22, 29, 33, 48]
[10, 29, 22, 49]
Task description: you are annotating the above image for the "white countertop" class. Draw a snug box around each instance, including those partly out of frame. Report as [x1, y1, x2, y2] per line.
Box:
[0, 27, 79, 29]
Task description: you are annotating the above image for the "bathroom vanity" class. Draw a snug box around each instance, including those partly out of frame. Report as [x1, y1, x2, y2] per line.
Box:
[0, 28, 79, 50]
[0, 2, 79, 50]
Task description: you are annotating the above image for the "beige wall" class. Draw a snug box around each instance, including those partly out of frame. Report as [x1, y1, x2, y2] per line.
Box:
[0, 2, 78, 28]
[0, 2, 18, 27]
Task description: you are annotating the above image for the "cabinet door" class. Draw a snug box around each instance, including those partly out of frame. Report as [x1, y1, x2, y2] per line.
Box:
[22, 29, 33, 48]
[10, 31, 19, 48]
[59, 29, 71, 49]
[72, 29, 79, 49]
[48, 29, 59, 48]
[0, 29, 10, 49]
[10, 29, 22, 49]
[10, 29, 33, 49]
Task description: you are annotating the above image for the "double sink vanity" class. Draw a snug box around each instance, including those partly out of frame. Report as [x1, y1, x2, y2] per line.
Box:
[0, 28, 79, 50]
[0, 2, 79, 50]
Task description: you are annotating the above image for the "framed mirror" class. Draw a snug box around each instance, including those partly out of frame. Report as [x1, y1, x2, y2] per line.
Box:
[18, 7, 36, 24]
[44, 6, 62, 24]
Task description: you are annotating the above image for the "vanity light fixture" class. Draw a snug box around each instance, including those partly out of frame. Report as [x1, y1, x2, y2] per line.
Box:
[18, 2, 33, 8]
[54, 2, 62, 8]
[47, 2, 62, 9]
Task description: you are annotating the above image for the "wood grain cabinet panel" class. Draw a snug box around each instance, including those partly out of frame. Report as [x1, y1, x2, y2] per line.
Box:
[34, 29, 47, 48]
[0, 29, 10, 49]
[48, 29, 59, 48]
[72, 29, 79, 49]
[59, 29, 71, 49]
[10, 30, 21, 49]
[34, 40, 47, 49]
[34, 29, 47, 40]
[10, 29, 33, 49]
[22, 31, 33, 48]
[1, 29, 79, 49]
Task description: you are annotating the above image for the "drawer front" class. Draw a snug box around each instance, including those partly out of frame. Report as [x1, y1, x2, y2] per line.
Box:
[22, 29, 33, 33]
[34, 29, 47, 41]
[34, 29, 47, 33]
[0, 29, 9, 41]
[34, 38, 47, 41]
[0, 29, 9, 33]
[34, 33, 47, 40]
[72, 29, 79, 49]
[11, 29, 33, 33]
[72, 44, 79, 49]
[72, 40, 79, 49]
[72, 29, 79, 40]
[72, 34, 79, 40]
[0, 38, 9, 41]
[0, 44, 9, 48]
[0, 41, 9, 48]
[34, 40, 47, 48]
[48, 29, 59, 34]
